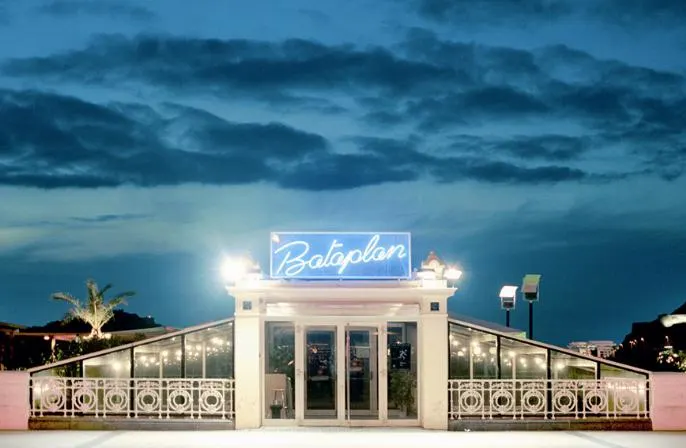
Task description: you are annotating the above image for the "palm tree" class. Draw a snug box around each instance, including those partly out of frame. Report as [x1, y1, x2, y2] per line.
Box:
[51, 279, 136, 339]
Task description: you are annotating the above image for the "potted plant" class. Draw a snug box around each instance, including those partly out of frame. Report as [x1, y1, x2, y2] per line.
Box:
[389, 370, 417, 416]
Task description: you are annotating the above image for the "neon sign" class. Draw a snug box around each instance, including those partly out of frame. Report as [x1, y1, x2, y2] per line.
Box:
[270, 232, 411, 279]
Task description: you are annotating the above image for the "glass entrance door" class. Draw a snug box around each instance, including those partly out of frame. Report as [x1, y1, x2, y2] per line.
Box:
[304, 326, 337, 419]
[345, 326, 379, 420]
[297, 322, 386, 425]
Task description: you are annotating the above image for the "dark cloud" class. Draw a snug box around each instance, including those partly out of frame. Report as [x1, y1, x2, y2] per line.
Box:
[410, 0, 573, 24]
[39, 0, 155, 21]
[347, 136, 590, 185]
[431, 158, 587, 184]
[70, 214, 150, 224]
[454, 135, 592, 162]
[0, 89, 601, 190]
[405, 87, 549, 130]
[407, 0, 686, 26]
[3, 31, 685, 185]
[0, 89, 322, 189]
[2, 35, 464, 101]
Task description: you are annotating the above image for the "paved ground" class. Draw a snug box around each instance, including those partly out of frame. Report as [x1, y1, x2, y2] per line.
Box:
[0, 428, 685, 448]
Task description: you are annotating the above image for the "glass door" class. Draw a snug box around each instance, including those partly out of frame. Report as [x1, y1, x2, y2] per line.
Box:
[303, 326, 337, 420]
[345, 326, 379, 421]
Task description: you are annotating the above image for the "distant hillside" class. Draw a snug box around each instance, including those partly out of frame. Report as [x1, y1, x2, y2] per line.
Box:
[24, 310, 162, 334]
[611, 302, 686, 371]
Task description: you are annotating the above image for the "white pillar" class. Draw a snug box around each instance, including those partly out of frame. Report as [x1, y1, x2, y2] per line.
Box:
[418, 293, 450, 430]
[232, 293, 262, 429]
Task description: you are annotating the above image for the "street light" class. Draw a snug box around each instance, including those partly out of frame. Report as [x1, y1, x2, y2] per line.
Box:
[521, 274, 542, 339]
[499, 285, 518, 327]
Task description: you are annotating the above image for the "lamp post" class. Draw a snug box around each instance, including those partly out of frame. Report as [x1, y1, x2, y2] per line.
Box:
[521, 274, 542, 340]
[499, 285, 518, 327]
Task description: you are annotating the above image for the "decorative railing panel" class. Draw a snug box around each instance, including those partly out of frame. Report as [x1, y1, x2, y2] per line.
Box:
[30, 377, 234, 420]
[448, 379, 649, 420]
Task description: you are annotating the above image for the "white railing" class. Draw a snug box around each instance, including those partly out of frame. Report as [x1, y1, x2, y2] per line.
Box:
[30, 377, 235, 420]
[448, 379, 649, 420]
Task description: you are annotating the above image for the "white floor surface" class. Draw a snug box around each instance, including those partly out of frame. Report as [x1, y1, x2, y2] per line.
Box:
[0, 428, 685, 448]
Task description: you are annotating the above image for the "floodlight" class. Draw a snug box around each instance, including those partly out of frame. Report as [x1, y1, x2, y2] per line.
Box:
[444, 266, 463, 281]
[499, 285, 518, 299]
[221, 256, 262, 283]
[522, 274, 541, 302]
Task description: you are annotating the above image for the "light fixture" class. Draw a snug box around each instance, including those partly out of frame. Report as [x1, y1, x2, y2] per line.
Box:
[444, 266, 463, 284]
[522, 274, 542, 339]
[499, 285, 518, 327]
[500, 285, 518, 300]
[221, 256, 262, 283]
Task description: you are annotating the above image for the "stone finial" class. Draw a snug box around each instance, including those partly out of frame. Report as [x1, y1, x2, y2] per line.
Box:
[420, 250, 446, 279]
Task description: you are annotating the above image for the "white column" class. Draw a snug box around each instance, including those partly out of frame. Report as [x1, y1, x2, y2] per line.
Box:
[233, 293, 262, 429]
[418, 293, 450, 430]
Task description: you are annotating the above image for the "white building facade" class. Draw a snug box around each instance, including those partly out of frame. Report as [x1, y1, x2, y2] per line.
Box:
[24, 232, 652, 430]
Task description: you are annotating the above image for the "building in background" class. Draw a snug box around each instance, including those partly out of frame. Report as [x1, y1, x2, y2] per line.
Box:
[568, 340, 617, 358]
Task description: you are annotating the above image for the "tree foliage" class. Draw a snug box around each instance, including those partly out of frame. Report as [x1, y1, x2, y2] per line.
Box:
[51, 279, 135, 339]
[658, 348, 686, 372]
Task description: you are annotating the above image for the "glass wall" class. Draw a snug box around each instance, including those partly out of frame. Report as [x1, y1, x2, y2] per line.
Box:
[29, 320, 234, 380]
[449, 322, 498, 380]
[387, 322, 417, 419]
[448, 319, 647, 382]
[83, 350, 131, 378]
[499, 338, 547, 380]
[185, 322, 234, 379]
[551, 350, 596, 380]
[264, 322, 295, 419]
[133, 337, 182, 378]
[600, 363, 646, 380]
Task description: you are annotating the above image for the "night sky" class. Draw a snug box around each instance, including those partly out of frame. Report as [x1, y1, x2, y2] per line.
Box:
[1, 0, 686, 346]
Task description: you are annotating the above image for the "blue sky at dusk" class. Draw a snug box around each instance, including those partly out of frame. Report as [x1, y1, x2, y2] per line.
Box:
[1, 0, 686, 345]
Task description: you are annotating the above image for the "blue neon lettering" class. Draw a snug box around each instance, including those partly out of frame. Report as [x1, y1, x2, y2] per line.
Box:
[273, 234, 407, 277]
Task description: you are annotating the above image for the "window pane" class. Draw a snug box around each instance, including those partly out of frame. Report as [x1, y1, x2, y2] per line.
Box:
[32, 363, 81, 377]
[499, 338, 546, 380]
[133, 336, 182, 378]
[184, 322, 234, 379]
[449, 322, 497, 380]
[551, 350, 596, 380]
[600, 363, 647, 380]
[84, 350, 131, 378]
[388, 322, 417, 419]
[265, 322, 295, 419]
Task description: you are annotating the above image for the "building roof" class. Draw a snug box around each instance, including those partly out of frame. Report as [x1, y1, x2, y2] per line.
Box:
[0, 321, 25, 331]
[448, 312, 524, 335]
